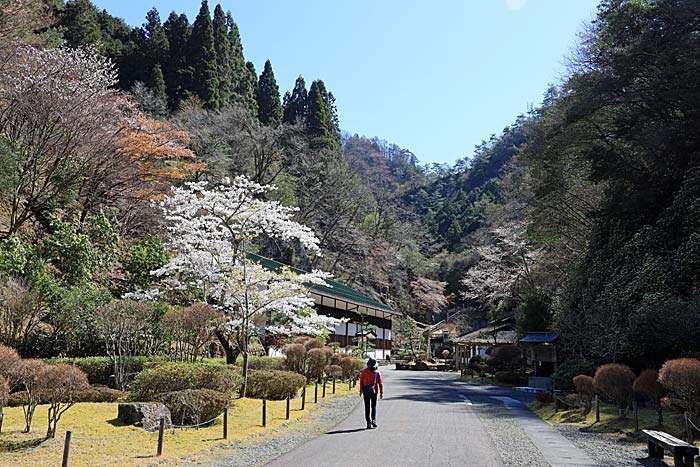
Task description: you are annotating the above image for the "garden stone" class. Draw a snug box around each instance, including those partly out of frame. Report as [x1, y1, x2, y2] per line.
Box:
[118, 403, 172, 429]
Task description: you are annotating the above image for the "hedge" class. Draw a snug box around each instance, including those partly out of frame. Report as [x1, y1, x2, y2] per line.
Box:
[129, 363, 242, 401]
[245, 370, 306, 400]
[247, 356, 287, 371]
[46, 356, 169, 385]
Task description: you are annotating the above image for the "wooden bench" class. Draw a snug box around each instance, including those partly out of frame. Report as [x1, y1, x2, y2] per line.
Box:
[643, 429, 699, 467]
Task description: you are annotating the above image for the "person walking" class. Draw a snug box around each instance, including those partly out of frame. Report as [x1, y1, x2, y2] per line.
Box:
[359, 358, 383, 429]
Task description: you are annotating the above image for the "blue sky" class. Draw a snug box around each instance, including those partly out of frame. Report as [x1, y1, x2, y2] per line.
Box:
[92, 0, 600, 165]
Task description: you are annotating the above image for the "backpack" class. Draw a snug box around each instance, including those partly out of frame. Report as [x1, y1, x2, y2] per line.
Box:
[362, 371, 379, 397]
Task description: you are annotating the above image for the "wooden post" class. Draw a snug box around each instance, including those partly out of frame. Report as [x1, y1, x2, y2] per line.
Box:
[157, 417, 165, 456]
[61, 431, 72, 467]
[595, 395, 600, 423]
[685, 412, 693, 444]
[554, 397, 559, 413]
[301, 386, 306, 410]
[262, 400, 267, 427]
[314, 380, 318, 403]
[286, 394, 290, 420]
[223, 408, 228, 439]
[349, 379, 352, 391]
[322, 378, 326, 398]
[633, 400, 639, 432]
[333, 378, 336, 394]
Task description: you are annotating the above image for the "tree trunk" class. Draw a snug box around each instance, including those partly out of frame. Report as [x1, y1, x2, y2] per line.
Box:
[241, 324, 250, 398]
[0, 406, 3, 433]
[216, 331, 238, 364]
[23, 400, 37, 433]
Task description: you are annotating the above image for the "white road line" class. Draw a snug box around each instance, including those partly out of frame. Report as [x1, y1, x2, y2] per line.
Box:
[462, 397, 473, 405]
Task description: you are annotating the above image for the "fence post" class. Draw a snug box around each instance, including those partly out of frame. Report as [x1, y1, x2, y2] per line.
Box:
[633, 400, 639, 432]
[686, 412, 693, 444]
[223, 407, 228, 440]
[61, 431, 72, 467]
[554, 397, 559, 413]
[333, 377, 336, 394]
[322, 378, 326, 398]
[157, 417, 165, 456]
[262, 400, 267, 427]
[348, 379, 352, 391]
[595, 395, 600, 423]
[286, 394, 290, 420]
[314, 380, 318, 403]
[301, 386, 306, 411]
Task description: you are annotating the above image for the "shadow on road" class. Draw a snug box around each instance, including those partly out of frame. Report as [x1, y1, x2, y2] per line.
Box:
[384, 374, 534, 405]
[325, 428, 368, 435]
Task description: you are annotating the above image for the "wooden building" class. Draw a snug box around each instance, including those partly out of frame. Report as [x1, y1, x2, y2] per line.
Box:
[520, 332, 559, 390]
[252, 254, 399, 360]
[453, 317, 517, 371]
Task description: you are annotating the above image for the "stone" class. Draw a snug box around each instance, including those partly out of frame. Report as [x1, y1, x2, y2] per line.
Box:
[118, 403, 172, 430]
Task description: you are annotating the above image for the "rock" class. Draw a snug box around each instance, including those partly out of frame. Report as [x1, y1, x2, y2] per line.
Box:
[118, 403, 172, 430]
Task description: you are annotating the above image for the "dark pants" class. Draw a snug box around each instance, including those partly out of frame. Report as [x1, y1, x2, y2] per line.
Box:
[363, 392, 377, 424]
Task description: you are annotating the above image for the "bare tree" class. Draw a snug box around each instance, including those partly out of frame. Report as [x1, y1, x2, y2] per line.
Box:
[14, 358, 46, 433]
[0, 45, 121, 235]
[37, 363, 89, 438]
[0, 277, 45, 350]
[162, 304, 217, 363]
[94, 300, 151, 390]
[0, 344, 20, 432]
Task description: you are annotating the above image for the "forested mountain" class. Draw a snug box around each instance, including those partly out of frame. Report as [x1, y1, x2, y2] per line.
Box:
[1, 0, 699, 371]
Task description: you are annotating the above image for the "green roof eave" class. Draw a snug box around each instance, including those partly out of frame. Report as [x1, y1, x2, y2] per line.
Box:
[247, 253, 398, 316]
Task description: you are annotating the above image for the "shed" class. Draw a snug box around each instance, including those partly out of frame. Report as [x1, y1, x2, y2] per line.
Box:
[520, 332, 560, 390]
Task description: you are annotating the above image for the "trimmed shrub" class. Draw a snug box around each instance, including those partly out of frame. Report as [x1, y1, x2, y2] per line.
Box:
[7, 391, 25, 407]
[551, 358, 595, 391]
[658, 358, 700, 417]
[573, 375, 595, 414]
[536, 391, 554, 404]
[130, 363, 242, 401]
[247, 357, 286, 371]
[245, 370, 306, 400]
[158, 389, 230, 426]
[76, 386, 125, 403]
[306, 347, 331, 379]
[283, 343, 307, 375]
[0, 345, 21, 386]
[593, 363, 635, 417]
[487, 345, 522, 371]
[494, 371, 528, 386]
[325, 365, 343, 379]
[634, 369, 665, 422]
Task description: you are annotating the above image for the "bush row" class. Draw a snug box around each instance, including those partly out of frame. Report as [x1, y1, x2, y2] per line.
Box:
[129, 362, 242, 401]
[46, 356, 169, 385]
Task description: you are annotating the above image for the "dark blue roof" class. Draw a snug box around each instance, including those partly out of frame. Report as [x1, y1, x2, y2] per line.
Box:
[519, 333, 560, 344]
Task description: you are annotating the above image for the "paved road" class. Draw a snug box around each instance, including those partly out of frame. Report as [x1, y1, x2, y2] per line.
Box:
[264, 367, 597, 467]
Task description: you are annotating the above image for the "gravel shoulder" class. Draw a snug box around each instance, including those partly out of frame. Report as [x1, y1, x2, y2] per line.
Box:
[175, 394, 359, 467]
[554, 424, 665, 467]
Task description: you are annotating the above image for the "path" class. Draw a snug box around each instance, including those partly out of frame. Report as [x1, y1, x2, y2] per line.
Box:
[263, 367, 599, 467]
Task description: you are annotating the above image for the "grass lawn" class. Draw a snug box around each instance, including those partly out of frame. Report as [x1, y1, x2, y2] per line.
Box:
[0, 380, 354, 467]
[528, 399, 688, 443]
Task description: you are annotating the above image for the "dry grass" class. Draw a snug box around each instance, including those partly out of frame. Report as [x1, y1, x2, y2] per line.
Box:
[0, 380, 354, 467]
[528, 399, 687, 442]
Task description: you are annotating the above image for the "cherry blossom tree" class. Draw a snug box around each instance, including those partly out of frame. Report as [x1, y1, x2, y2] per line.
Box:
[461, 222, 540, 315]
[147, 176, 341, 396]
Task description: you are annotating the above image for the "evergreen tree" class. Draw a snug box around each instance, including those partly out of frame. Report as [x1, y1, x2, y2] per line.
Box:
[213, 5, 233, 106]
[307, 80, 340, 151]
[235, 60, 258, 114]
[189, 1, 220, 110]
[163, 12, 193, 108]
[282, 75, 308, 124]
[149, 63, 167, 100]
[227, 12, 247, 94]
[62, 0, 102, 48]
[142, 8, 169, 71]
[256, 59, 282, 125]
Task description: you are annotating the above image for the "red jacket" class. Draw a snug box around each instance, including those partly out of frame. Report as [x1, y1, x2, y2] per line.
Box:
[359, 368, 383, 396]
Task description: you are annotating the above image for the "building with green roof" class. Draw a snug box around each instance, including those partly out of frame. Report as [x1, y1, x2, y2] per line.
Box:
[250, 253, 399, 359]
